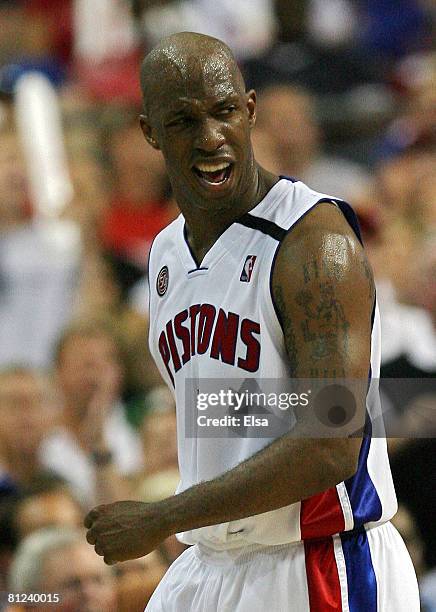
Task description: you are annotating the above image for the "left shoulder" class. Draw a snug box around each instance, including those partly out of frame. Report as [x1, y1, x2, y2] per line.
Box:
[277, 201, 365, 268]
[272, 201, 374, 307]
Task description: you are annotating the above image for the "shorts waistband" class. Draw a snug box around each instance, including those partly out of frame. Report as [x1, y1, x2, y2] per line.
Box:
[192, 521, 392, 566]
[193, 541, 301, 567]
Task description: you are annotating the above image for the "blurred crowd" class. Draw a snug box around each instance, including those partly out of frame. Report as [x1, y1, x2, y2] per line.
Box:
[0, 0, 435, 610]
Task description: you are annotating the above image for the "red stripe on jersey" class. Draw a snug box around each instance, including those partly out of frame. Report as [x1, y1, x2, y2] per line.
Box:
[301, 487, 345, 540]
[304, 537, 342, 611]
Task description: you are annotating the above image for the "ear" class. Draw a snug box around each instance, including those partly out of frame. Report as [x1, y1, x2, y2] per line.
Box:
[246, 90, 257, 129]
[140, 115, 160, 150]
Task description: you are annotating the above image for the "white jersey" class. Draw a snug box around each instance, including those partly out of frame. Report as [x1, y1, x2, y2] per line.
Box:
[148, 178, 397, 550]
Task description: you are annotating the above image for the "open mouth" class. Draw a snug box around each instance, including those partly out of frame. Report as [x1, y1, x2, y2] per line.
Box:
[193, 162, 233, 186]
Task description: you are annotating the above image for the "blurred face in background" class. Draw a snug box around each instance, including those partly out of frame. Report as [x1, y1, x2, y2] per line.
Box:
[141, 408, 178, 475]
[41, 542, 117, 612]
[0, 132, 27, 224]
[256, 86, 320, 172]
[116, 552, 168, 611]
[56, 333, 122, 413]
[109, 122, 168, 203]
[16, 490, 83, 540]
[0, 371, 55, 458]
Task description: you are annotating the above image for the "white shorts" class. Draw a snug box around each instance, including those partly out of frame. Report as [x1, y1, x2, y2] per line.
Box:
[145, 522, 419, 611]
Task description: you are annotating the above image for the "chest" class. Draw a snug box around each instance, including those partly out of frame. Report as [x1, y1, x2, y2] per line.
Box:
[149, 227, 275, 382]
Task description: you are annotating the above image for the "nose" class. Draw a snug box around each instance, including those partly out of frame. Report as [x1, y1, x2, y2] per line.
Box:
[194, 116, 225, 153]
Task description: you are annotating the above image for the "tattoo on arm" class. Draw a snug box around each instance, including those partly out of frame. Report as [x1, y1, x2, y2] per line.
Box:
[274, 285, 298, 376]
[296, 282, 350, 362]
[361, 255, 376, 305]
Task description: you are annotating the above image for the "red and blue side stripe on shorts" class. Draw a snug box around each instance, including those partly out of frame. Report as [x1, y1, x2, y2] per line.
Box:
[301, 413, 382, 610]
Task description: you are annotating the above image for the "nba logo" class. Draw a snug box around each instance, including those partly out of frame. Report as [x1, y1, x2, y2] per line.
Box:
[240, 256, 257, 282]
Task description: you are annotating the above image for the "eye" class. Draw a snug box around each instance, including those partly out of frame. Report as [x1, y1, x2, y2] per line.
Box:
[217, 105, 237, 117]
[166, 116, 193, 128]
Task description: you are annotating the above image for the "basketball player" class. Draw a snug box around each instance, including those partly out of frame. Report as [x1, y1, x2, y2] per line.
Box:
[85, 33, 420, 610]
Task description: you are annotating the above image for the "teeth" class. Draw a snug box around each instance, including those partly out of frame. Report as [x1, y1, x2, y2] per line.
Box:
[195, 162, 230, 173]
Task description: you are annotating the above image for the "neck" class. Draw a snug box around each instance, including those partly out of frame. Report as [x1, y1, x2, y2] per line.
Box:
[182, 164, 278, 264]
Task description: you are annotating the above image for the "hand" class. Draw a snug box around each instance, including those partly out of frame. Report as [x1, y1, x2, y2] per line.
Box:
[81, 362, 121, 450]
[84, 500, 171, 565]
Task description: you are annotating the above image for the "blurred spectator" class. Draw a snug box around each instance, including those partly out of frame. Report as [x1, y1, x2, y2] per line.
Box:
[0, 2, 68, 91]
[0, 473, 83, 588]
[0, 364, 58, 589]
[73, 0, 142, 103]
[378, 54, 435, 161]
[367, 151, 436, 378]
[115, 553, 168, 611]
[39, 321, 143, 507]
[0, 127, 80, 369]
[99, 105, 176, 295]
[255, 84, 370, 201]
[0, 367, 56, 493]
[356, 0, 432, 63]
[8, 527, 117, 612]
[13, 473, 83, 541]
[136, 392, 187, 570]
[139, 0, 276, 61]
[137, 394, 178, 503]
[70, 254, 164, 420]
[243, 4, 384, 93]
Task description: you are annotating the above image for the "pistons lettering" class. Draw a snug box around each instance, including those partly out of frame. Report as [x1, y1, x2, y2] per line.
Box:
[158, 304, 261, 384]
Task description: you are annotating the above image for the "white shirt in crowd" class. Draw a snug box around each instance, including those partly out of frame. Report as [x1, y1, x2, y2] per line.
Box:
[39, 401, 143, 507]
[142, 0, 276, 60]
[0, 221, 80, 369]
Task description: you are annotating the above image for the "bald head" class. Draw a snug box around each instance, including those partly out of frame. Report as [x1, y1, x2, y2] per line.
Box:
[138, 32, 260, 214]
[140, 32, 245, 118]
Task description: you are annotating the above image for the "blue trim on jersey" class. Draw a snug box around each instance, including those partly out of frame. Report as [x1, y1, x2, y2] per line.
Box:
[345, 416, 383, 526]
[279, 174, 299, 183]
[344, 297, 381, 528]
[334, 200, 364, 246]
[341, 527, 378, 612]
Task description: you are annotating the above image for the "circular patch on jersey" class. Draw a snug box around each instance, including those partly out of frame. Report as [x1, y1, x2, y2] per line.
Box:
[156, 266, 169, 297]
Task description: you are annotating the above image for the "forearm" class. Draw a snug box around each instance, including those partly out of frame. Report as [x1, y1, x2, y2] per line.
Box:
[159, 434, 357, 535]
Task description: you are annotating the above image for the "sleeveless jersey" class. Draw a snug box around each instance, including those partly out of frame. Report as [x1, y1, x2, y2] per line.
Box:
[148, 178, 397, 550]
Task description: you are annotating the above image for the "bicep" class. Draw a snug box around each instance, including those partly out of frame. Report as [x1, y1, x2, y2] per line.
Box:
[272, 208, 375, 380]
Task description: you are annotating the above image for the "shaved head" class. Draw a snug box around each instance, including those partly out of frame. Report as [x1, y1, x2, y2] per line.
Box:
[140, 32, 246, 118]
[138, 31, 269, 218]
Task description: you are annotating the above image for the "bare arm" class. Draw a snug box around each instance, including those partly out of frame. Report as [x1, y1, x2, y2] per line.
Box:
[85, 203, 375, 563]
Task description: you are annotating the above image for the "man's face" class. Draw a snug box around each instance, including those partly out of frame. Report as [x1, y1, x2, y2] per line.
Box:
[0, 373, 54, 454]
[142, 55, 256, 212]
[16, 491, 83, 539]
[257, 89, 319, 163]
[56, 334, 122, 409]
[41, 543, 116, 612]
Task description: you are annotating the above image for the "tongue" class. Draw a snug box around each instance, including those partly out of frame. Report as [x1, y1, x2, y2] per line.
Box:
[200, 168, 228, 183]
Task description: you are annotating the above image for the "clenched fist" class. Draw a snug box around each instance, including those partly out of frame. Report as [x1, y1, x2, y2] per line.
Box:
[84, 501, 172, 565]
